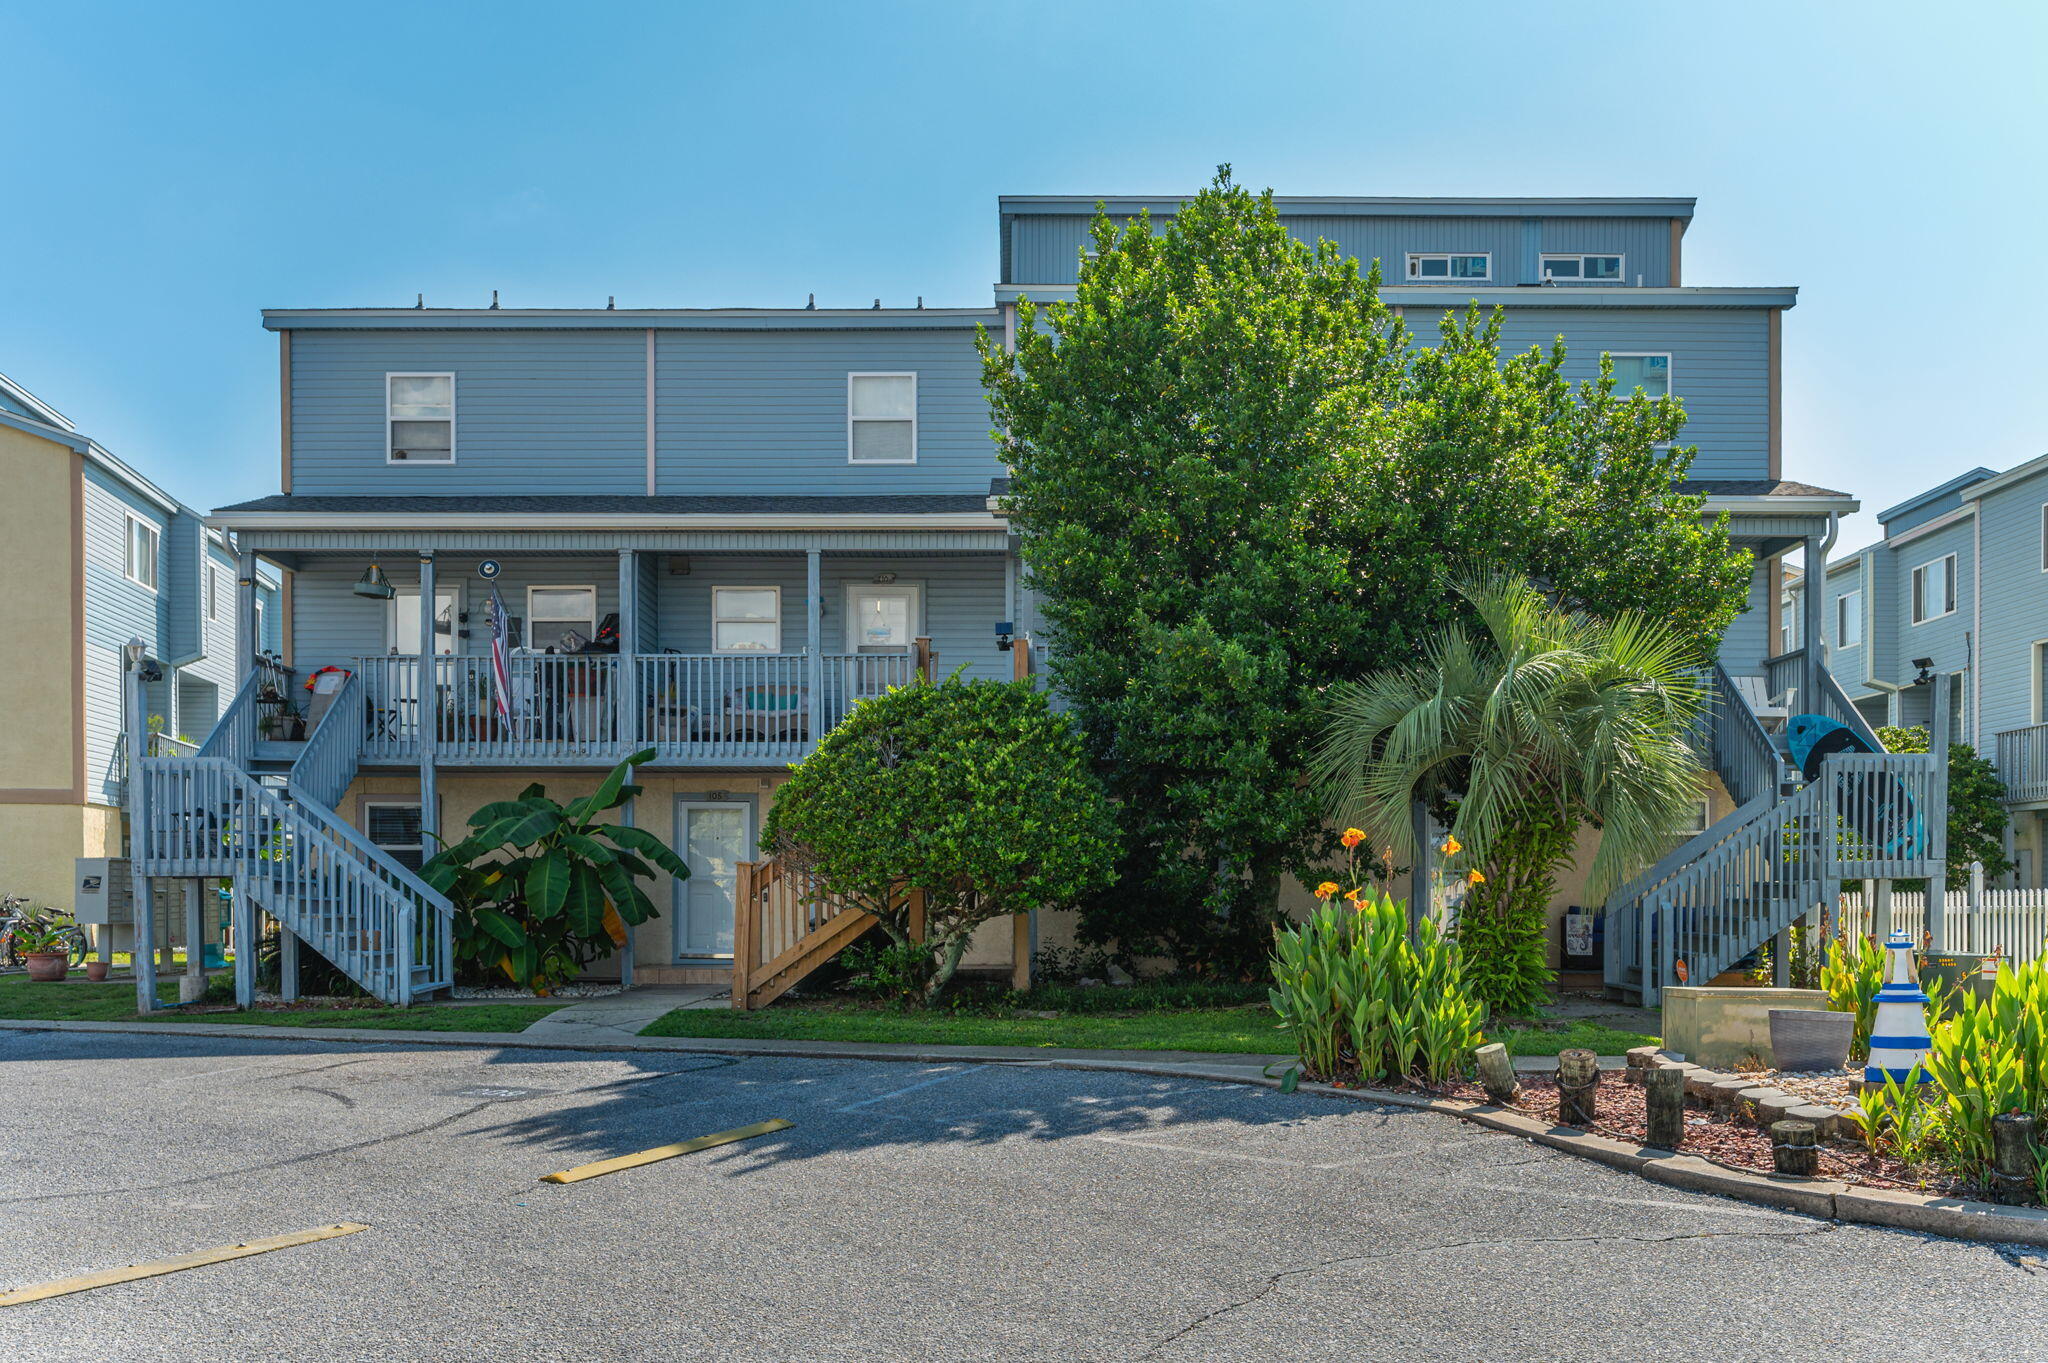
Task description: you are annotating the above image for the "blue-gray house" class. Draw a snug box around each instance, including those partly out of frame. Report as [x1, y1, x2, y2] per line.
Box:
[141, 191, 1940, 1010]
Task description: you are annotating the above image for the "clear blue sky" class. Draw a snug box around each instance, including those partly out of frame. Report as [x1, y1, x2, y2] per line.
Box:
[4, 1, 2041, 553]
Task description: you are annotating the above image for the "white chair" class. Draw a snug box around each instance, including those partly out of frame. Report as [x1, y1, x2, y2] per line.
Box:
[1730, 674, 1794, 728]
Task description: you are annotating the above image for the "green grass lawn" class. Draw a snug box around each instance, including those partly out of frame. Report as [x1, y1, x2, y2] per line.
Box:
[642, 1000, 1293, 1053]
[0, 975, 561, 1032]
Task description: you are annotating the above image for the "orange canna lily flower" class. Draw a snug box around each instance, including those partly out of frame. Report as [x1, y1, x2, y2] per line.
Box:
[1344, 887, 1366, 904]
[1315, 881, 1340, 899]
[1466, 869, 1486, 886]
[1340, 828, 1366, 849]
[1441, 835, 1462, 857]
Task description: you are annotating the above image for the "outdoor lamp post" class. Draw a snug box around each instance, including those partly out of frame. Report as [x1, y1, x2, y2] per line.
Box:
[124, 636, 162, 1014]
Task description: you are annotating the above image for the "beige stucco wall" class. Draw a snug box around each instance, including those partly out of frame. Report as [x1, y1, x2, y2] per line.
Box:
[1662, 985, 1829, 1068]
[0, 424, 78, 796]
[0, 803, 118, 909]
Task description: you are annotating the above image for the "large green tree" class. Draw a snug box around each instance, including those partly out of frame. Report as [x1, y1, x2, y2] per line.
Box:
[980, 168, 1752, 973]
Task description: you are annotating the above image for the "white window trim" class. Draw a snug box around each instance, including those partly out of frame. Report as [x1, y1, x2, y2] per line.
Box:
[1911, 552, 1958, 625]
[123, 510, 162, 593]
[361, 800, 426, 867]
[1835, 589, 1863, 649]
[1607, 352, 1674, 397]
[385, 371, 456, 466]
[526, 584, 599, 642]
[1404, 252, 1492, 282]
[711, 585, 782, 654]
[846, 372, 918, 465]
[1541, 252, 1626, 282]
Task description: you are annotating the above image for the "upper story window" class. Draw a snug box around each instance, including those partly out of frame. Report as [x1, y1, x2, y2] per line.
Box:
[124, 512, 160, 592]
[1835, 589, 1863, 648]
[206, 564, 221, 621]
[713, 586, 781, 653]
[1912, 553, 1957, 624]
[848, 373, 917, 464]
[1542, 253, 1624, 282]
[528, 586, 597, 650]
[1405, 253, 1490, 282]
[1609, 353, 1672, 399]
[387, 373, 454, 464]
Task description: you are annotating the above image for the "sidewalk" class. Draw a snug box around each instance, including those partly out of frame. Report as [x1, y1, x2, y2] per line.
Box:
[519, 985, 725, 1043]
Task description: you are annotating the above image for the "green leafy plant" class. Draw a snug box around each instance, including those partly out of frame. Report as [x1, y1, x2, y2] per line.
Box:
[980, 167, 1750, 977]
[1919, 956, 2048, 1183]
[1312, 573, 1709, 1015]
[1749, 923, 1824, 990]
[1821, 932, 1883, 1061]
[1268, 889, 1486, 1085]
[421, 750, 683, 993]
[764, 677, 1118, 1004]
[10, 908, 77, 955]
[837, 939, 936, 1006]
[1847, 1085, 1891, 1156]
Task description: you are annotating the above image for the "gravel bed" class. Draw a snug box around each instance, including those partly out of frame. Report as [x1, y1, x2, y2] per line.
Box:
[1748, 1068, 1864, 1109]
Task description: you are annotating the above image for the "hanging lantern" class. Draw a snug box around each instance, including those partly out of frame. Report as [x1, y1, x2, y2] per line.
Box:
[352, 563, 396, 600]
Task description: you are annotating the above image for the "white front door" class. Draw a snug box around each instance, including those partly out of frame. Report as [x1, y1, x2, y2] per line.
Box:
[677, 800, 747, 959]
[844, 583, 922, 653]
[388, 583, 462, 655]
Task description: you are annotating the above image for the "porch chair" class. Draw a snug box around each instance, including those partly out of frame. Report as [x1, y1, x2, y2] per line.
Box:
[1730, 674, 1794, 729]
[726, 684, 809, 741]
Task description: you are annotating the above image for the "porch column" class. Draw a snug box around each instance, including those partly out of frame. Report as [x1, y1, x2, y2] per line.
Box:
[236, 549, 259, 752]
[617, 792, 637, 989]
[1802, 534, 1825, 711]
[126, 645, 159, 1014]
[417, 552, 437, 858]
[617, 549, 640, 749]
[184, 876, 207, 1002]
[1928, 670, 1951, 950]
[806, 548, 823, 744]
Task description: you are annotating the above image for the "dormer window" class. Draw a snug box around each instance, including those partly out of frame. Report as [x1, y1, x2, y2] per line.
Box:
[387, 373, 454, 464]
[1405, 253, 1489, 281]
[1542, 253, 1624, 282]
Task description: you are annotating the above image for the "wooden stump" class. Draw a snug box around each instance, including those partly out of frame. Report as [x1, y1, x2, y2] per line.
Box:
[1644, 1066, 1686, 1150]
[1769, 1120, 1820, 1177]
[1991, 1112, 2038, 1206]
[1556, 1049, 1599, 1127]
[1474, 1043, 1518, 1105]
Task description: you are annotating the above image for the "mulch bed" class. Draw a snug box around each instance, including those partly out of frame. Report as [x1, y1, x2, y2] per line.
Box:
[1403, 1073, 1967, 1197]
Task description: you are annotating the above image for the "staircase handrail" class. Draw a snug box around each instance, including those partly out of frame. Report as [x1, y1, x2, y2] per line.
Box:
[196, 670, 263, 763]
[1708, 661, 1786, 807]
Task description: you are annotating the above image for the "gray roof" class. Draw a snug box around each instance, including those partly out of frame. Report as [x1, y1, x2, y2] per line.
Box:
[1679, 479, 1851, 499]
[213, 493, 994, 517]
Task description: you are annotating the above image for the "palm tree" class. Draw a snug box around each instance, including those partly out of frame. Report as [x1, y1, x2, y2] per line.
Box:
[1311, 573, 1708, 1014]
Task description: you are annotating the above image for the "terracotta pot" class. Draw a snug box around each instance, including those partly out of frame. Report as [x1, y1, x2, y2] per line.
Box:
[25, 952, 69, 983]
[85, 960, 110, 982]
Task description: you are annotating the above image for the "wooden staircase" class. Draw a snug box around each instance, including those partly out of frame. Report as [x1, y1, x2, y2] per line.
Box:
[732, 858, 909, 1009]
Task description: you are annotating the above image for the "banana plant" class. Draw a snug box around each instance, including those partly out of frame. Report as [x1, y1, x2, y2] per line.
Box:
[421, 749, 688, 993]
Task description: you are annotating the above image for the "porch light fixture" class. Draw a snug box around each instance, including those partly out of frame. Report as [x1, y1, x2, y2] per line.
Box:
[995, 620, 1014, 652]
[1911, 657, 1935, 686]
[353, 563, 397, 600]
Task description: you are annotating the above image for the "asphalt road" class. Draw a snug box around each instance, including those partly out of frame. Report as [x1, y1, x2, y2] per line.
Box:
[0, 1029, 2042, 1362]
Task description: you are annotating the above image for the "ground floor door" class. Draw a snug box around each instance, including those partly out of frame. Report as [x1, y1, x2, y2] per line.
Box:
[675, 799, 747, 960]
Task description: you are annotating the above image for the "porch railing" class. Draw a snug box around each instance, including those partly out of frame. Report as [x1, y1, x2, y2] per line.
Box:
[351, 651, 923, 764]
[1996, 723, 2048, 804]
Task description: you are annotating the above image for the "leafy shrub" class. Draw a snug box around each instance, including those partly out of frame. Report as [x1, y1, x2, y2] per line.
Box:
[1268, 890, 1486, 1085]
[837, 939, 936, 1005]
[765, 677, 1118, 1004]
[422, 751, 684, 993]
[1921, 957, 2048, 1185]
[1821, 933, 1883, 1061]
[1750, 923, 1824, 990]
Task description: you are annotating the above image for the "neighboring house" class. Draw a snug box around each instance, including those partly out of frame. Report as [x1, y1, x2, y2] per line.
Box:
[1822, 459, 2048, 885]
[0, 370, 280, 909]
[156, 192, 1933, 1011]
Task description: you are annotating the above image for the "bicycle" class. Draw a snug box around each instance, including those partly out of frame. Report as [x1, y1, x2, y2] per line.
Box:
[1, 895, 91, 969]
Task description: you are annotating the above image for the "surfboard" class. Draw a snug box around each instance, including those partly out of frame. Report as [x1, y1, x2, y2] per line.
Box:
[1786, 714, 1924, 859]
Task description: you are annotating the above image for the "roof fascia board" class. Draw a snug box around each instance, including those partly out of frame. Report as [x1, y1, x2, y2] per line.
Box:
[263, 309, 997, 332]
[0, 371, 75, 428]
[208, 511, 1007, 533]
[0, 407, 92, 454]
[1699, 494, 1860, 516]
[1874, 466, 1999, 523]
[1959, 452, 2048, 505]
[997, 196, 1697, 219]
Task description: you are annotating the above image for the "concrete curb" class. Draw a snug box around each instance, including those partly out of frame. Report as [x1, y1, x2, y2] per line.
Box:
[9, 1017, 2043, 1246]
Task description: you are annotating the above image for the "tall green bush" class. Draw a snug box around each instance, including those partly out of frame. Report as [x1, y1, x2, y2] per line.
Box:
[763, 677, 1118, 1004]
[1268, 890, 1486, 1085]
[1922, 957, 2048, 1183]
[1821, 933, 1883, 1061]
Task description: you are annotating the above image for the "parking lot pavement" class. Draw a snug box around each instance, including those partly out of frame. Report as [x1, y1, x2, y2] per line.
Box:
[1, 1028, 2042, 1362]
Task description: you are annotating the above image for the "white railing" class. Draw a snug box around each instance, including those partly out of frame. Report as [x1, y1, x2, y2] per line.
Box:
[639, 653, 812, 763]
[1996, 723, 2048, 804]
[1838, 883, 2048, 963]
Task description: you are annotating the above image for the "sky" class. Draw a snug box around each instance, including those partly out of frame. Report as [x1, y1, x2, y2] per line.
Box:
[2, 0, 2042, 555]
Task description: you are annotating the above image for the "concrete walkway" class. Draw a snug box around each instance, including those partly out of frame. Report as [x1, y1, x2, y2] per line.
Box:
[519, 984, 725, 1042]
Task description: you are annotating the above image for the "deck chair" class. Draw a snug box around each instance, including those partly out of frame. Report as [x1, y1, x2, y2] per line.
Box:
[1730, 674, 1793, 729]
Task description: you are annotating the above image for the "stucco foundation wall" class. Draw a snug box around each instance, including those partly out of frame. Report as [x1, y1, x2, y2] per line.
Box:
[1662, 985, 1830, 1068]
[0, 425, 79, 796]
[0, 802, 119, 908]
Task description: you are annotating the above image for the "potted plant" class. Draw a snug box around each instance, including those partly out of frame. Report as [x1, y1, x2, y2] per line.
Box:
[14, 910, 80, 982]
[258, 709, 284, 740]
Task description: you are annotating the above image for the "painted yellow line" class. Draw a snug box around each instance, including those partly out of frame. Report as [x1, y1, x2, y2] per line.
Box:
[0, 1223, 370, 1308]
[542, 1118, 793, 1183]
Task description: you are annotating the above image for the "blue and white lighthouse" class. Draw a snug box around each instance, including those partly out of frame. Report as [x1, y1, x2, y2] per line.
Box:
[1865, 931, 1933, 1085]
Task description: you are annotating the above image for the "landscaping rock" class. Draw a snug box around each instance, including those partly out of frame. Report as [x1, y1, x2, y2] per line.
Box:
[1683, 1070, 1730, 1100]
[1754, 1091, 1807, 1128]
[1734, 1086, 1781, 1121]
[1785, 1103, 1845, 1142]
[1708, 1077, 1755, 1112]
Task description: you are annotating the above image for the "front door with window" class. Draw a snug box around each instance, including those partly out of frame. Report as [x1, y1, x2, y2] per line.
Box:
[677, 800, 747, 960]
[844, 584, 921, 653]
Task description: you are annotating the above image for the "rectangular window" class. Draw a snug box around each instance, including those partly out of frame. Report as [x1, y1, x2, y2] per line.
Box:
[1836, 589, 1862, 648]
[124, 513, 160, 591]
[527, 585, 597, 649]
[1609, 353, 1672, 399]
[848, 373, 916, 464]
[387, 373, 454, 463]
[1405, 253, 1490, 281]
[1542, 253, 1624, 282]
[712, 586, 781, 653]
[1912, 553, 1957, 624]
[364, 802, 425, 873]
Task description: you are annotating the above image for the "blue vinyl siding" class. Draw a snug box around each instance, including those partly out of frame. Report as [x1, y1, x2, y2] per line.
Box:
[1717, 555, 1775, 676]
[1891, 520, 1974, 693]
[289, 557, 622, 665]
[1537, 218, 1673, 286]
[653, 328, 998, 496]
[81, 469, 168, 805]
[287, 329, 649, 495]
[1824, 559, 1870, 698]
[1972, 470, 2048, 744]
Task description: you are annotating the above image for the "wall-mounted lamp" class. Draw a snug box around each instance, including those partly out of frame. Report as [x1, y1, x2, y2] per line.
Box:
[995, 620, 1014, 652]
[1911, 657, 1936, 687]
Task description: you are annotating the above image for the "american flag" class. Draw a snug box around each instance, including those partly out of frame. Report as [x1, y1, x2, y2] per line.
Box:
[487, 587, 513, 724]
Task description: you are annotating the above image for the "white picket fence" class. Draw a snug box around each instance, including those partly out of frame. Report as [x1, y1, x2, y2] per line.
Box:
[1835, 876, 2048, 964]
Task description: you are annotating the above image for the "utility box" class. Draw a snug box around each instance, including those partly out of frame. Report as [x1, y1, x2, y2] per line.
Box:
[74, 857, 133, 926]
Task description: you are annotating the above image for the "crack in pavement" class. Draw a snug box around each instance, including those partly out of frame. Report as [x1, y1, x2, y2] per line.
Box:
[1136, 1223, 1841, 1358]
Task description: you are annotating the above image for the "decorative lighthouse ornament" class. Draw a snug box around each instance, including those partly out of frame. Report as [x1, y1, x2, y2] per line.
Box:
[1865, 931, 1934, 1085]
